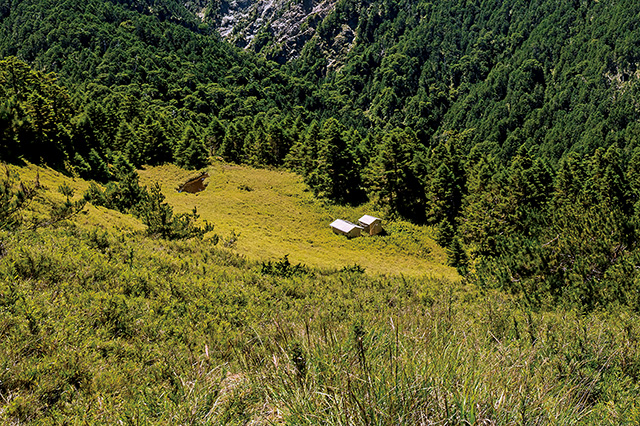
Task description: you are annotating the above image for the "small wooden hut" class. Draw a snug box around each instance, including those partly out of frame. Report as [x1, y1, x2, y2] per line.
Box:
[330, 219, 363, 238]
[358, 215, 383, 236]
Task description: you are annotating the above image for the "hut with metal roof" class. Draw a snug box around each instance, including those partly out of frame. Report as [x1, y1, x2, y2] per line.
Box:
[330, 219, 363, 238]
[358, 215, 383, 236]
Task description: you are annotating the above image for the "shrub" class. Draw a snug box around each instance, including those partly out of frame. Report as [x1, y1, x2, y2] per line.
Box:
[85, 173, 216, 241]
[260, 255, 309, 278]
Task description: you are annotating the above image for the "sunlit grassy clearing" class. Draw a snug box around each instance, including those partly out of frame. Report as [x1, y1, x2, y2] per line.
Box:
[6, 161, 456, 278]
[138, 162, 458, 279]
[6, 162, 145, 233]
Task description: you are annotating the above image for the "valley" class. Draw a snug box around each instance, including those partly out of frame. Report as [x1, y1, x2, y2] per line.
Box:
[2, 0, 640, 422]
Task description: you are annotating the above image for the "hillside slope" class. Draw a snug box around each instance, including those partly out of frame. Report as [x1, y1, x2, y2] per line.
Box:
[138, 162, 455, 278]
[4, 0, 640, 158]
[212, 0, 640, 158]
[1, 165, 639, 424]
[5, 161, 454, 278]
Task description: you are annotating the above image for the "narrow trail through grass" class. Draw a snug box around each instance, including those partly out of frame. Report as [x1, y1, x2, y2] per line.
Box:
[138, 163, 458, 279]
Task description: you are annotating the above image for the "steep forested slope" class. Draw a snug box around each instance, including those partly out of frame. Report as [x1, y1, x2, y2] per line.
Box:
[275, 0, 640, 157]
[3, 0, 640, 310]
[3, 2, 640, 423]
[0, 0, 314, 169]
[4, 0, 640, 160]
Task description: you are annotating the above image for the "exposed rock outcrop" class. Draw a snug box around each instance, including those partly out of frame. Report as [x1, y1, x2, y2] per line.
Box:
[213, 0, 354, 67]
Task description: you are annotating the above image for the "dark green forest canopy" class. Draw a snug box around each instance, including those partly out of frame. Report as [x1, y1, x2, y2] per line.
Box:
[289, 0, 640, 157]
[0, 0, 318, 169]
[3, 0, 640, 156]
[3, 0, 640, 158]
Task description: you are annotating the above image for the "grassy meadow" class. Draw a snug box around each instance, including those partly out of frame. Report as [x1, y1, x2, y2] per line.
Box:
[3, 163, 146, 234]
[138, 162, 456, 280]
[1, 163, 639, 424]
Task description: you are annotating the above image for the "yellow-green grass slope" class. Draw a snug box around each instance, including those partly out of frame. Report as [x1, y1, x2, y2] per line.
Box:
[1, 163, 639, 424]
[7, 160, 455, 279]
[2, 162, 145, 234]
[138, 162, 457, 279]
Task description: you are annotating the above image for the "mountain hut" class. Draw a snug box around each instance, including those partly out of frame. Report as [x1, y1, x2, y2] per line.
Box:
[330, 219, 363, 238]
[358, 215, 383, 236]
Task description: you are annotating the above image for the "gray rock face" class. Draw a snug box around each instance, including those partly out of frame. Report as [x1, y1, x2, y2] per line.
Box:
[213, 0, 351, 66]
[182, 0, 211, 21]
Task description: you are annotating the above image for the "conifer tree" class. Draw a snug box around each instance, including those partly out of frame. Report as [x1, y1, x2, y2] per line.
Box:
[247, 129, 269, 166]
[504, 146, 553, 237]
[307, 118, 361, 201]
[365, 127, 424, 219]
[137, 116, 172, 166]
[86, 149, 111, 182]
[424, 132, 466, 225]
[247, 114, 276, 166]
[267, 121, 287, 165]
[70, 113, 99, 157]
[626, 147, 640, 219]
[114, 121, 137, 153]
[73, 153, 92, 179]
[175, 125, 208, 169]
[447, 236, 469, 276]
[426, 163, 457, 224]
[203, 117, 226, 155]
[552, 152, 587, 207]
[458, 155, 503, 256]
[219, 122, 244, 163]
[286, 119, 319, 174]
[585, 146, 629, 212]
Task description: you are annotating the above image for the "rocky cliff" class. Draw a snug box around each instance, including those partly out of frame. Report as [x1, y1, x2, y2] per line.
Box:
[212, 0, 354, 67]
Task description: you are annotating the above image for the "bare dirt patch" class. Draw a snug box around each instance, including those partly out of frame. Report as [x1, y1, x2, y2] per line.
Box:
[178, 172, 209, 193]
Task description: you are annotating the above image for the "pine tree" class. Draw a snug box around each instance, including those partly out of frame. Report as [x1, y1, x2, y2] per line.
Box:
[286, 120, 319, 174]
[626, 147, 640, 219]
[585, 145, 629, 212]
[73, 153, 92, 179]
[458, 155, 504, 256]
[219, 122, 244, 163]
[203, 117, 226, 155]
[87, 149, 111, 182]
[175, 125, 207, 169]
[308, 118, 361, 202]
[503, 146, 553, 237]
[70, 113, 99, 157]
[267, 121, 288, 165]
[365, 127, 424, 219]
[114, 121, 137, 153]
[447, 236, 469, 276]
[424, 131, 466, 225]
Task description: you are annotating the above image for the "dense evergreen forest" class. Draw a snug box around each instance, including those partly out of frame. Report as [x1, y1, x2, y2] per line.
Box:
[3, 0, 640, 309]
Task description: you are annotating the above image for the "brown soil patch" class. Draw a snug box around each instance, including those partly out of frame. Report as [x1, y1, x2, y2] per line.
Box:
[178, 172, 209, 193]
